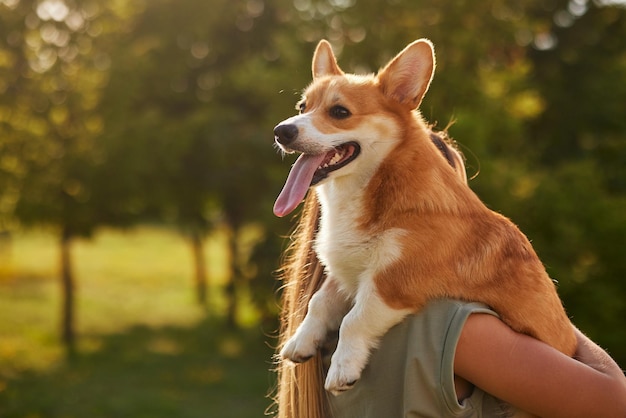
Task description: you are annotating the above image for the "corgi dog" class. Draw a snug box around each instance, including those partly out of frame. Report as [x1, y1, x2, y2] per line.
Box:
[273, 39, 576, 396]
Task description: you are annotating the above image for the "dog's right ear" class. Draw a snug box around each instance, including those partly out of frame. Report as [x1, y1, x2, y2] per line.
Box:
[312, 40, 343, 79]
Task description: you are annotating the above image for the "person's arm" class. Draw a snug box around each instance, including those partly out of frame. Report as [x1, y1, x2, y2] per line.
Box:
[455, 313, 626, 418]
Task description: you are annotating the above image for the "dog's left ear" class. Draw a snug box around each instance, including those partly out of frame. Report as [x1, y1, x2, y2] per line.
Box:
[378, 39, 435, 109]
[312, 40, 344, 79]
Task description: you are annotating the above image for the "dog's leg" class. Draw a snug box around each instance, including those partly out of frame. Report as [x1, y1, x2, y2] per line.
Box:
[325, 281, 411, 395]
[280, 277, 350, 364]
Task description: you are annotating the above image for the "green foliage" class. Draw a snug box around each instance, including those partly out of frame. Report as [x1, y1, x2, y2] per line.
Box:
[0, 0, 133, 235]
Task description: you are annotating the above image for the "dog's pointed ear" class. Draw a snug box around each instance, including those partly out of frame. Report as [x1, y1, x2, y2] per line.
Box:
[377, 39, 435, 109]
[312, 40, 343, 79]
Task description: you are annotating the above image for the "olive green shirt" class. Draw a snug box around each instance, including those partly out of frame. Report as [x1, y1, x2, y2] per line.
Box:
[328, 299, 511, 418]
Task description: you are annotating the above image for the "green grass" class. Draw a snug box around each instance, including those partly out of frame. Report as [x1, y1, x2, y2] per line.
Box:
[0, 227, 277, 418]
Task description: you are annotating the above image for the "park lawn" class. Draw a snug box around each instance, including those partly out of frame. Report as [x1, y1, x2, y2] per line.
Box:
[0, 227, 277, 418]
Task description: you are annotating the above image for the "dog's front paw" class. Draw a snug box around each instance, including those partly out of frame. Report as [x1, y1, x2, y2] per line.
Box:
[280, 321, 326, 364]
[280, 333, 317, 364]
[324, 336, 372, 395]
[324, 357, 364, 396]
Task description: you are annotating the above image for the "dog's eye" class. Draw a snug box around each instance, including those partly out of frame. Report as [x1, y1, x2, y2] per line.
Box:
[329, 105, 351, 119]
[297, 101, 306, 114]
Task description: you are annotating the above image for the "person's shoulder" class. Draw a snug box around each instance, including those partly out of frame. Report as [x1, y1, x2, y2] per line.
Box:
[421, 299, 498, 319]
[399, 299, 499, 351]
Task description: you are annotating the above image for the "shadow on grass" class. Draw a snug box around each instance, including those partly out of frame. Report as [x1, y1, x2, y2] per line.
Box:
[0, 318, 277, 418]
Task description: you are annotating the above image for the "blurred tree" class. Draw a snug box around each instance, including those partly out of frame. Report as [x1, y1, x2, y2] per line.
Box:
[99, 0, 299, 320]
[522, 2, 626, 360]
[0, 0, 138, 354]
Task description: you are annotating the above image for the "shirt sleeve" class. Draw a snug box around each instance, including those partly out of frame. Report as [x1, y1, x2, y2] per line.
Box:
[438, 301, 500, 416]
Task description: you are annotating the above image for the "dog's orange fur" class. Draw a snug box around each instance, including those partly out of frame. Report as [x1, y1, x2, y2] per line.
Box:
[365, 119, 574, 351]
[302, 43, 576, 356]
[276, 41, 577, 400]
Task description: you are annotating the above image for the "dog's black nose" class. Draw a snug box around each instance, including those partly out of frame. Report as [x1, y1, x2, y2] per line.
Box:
[274, 124, 299, 145]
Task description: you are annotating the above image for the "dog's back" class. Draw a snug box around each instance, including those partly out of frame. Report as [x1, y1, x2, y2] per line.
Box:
[362, 120, 575, 354]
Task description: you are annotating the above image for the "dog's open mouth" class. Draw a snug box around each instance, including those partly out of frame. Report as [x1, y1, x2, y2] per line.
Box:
[312, 142, 360, 185]
[274, 142, 361, 217]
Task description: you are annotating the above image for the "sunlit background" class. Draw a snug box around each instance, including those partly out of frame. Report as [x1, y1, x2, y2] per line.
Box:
[0, 0, 625, 416]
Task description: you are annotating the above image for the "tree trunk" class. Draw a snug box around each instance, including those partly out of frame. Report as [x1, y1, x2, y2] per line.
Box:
[224, 224, 238, 327]
[0, 230, 12, 276]
[60, 228, 76, 357]
[190, 231, 208, 307]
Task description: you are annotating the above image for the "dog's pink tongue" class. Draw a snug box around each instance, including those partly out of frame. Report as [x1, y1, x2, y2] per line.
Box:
[274, 153, 325, 217]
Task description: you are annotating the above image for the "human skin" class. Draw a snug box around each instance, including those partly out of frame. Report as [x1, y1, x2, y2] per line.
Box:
[455, 313, 626, 418]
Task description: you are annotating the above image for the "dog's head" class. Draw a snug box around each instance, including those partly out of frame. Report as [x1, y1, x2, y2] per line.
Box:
[273, 39, 436, 217]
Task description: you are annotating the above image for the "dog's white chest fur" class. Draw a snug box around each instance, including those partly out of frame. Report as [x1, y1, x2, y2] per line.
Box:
[314, 183, 405, 296]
